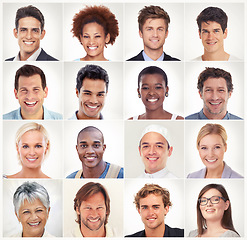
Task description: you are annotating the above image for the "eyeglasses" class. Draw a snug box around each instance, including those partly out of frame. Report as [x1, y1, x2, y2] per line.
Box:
[198, 196, 226, 206]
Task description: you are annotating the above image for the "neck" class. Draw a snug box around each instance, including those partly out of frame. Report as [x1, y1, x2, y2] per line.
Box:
[203, 108, 227, 120]
[19, 48, 39, 61]
[82, 53, 107, 61]
[82, 161, 106, 178]
[205, 162, 224, 178]
[143, 47, 163, 61]
[145, 222, 165, 237]
[21, 107, 44, 120]
[18, 167, 47, 178]
[80, 225, 105, 237]
[76, 111, 100, 120]
[143, 107, 171, 119]
[23, 229, 44, 237]
[202, 50, 229, 61]
[203, 221, 226, 237]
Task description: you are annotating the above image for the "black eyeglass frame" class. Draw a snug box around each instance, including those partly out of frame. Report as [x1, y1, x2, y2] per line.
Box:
[198, 195, 226, 206]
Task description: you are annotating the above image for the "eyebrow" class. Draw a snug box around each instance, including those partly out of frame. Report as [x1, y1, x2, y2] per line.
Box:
[82, 90, 106, 94]
[141, 142, 165, 145]
[79, 140, 101, 144]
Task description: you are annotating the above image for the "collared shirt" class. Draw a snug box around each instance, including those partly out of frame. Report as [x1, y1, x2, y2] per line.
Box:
[185, 109, 243, 120]
[68, 110, 103, 120]
[70, 224, 115, 237]
[138, 167, 177, 178]
[3, 106, 62, 120]
[13, 48, 42, 61]
[187, 162, 243, 178]
[142, 50, 164, 61]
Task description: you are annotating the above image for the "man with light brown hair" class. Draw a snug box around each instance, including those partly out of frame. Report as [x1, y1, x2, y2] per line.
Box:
[125, 184, 184, 237]
[127, 5, 180, 61]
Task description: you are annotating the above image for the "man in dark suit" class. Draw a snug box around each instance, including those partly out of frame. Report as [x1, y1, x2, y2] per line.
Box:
[5, 5, 58, 61]
[127, 5, 180, 61]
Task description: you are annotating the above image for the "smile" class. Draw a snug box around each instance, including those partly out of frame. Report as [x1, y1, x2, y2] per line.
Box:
[26, 157, 38, 162]
[24, 41, 35, 45]
[147, 157, 158, 161]
[206, 209, 215, 213]
[88, 218, 100, 223]
[88, 46, 98, 50]
[25, 101, 38, 107]
[206, 159, 217, 163]
[85, 156, 97, 161]
[147, 98, 158, 103]
[206, 41, 217, 45]
[85, 104, 99, 109]
[28, 222, 40, 226]
[209, 101, 221, 106]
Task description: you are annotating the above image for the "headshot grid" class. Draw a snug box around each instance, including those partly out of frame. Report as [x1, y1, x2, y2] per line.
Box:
[0, 0, 246, 239]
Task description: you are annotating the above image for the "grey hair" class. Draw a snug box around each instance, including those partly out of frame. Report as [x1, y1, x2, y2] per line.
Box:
[13, 182, 50, 217]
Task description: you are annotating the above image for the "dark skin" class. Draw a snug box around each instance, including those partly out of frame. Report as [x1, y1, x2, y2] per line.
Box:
[129, 73, 184, 120]
[76, 128, 107, 178]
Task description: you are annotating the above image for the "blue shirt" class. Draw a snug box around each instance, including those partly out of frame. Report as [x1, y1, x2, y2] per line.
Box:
[3, 106, 63, 120]
[142, 51, 164, 61]
[185, 109, 242, 120]
[66, 162, 124, 178]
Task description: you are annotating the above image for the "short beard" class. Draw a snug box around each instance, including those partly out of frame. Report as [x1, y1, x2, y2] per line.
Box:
[81, 217, 105, 231]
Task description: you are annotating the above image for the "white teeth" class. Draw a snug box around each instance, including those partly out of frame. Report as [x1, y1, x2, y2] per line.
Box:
[24, 42, 34, 45]
[206, 209, 215, 212]
[87, 105, 97, 109]
[210, 102, 220, 105]
[25, 101, 37, 106]
[148, 157, 158, 161]
[86, 157, 95, 160]
[28, 222, 40, 226]
[207, 159, 217, 163]
[27, 158, 37, 162]
[88, 218, 99, 222]
[88, 46, 97, 50]
[147, 99, 158, 102]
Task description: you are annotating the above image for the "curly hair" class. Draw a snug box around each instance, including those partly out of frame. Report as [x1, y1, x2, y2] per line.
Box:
[72, 5, 119, 45]
[134, 184, 172, 209]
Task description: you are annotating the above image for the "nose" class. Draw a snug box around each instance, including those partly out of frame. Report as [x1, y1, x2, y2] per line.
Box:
[26, 29, 32, 39]
[153, 29, 158, 37]
[149, 145, 156, 154]
[29, 147, 36, 155]
[211, 90, 219, 100]
[25, 91, 34, 99]
[207, 31, 215, 39]
[206, 199, 213, 206]
[86, 145, 95, 154]
[30, 212, 39, 220]
[89, 209, 98, 218]
[89, 94, 98, 104]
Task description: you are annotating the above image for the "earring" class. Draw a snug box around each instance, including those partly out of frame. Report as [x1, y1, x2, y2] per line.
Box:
[165, 92, 169, 97]
[138, 93, 141, 98]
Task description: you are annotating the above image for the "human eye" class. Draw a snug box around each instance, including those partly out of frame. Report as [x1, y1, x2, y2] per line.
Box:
[211, 196, 220, 203]
[155, 86, 162, 90]
[141, 86, 149, 90]
[218, 89, 225, 92]
[35, 144, 43, 148]
[20, 89, 27, 93]
[153, 206, 159, 209]
[142, 145, 149, 149]
[22, 144, 29, 149]
[83, 92, 91, 96]
[95, 35, 101, 38]
[156, 144, 163, 148]
[215, 145, 221, 149]
[83, 35, 89, 39]
[22, 210, 30, 214]
[199, 198, 207, 204]
[97, 93, 105, 97]
[33, 88, 40, 92]
[33, 28, 40, 33]
[20, 28, 27, 32]
[200, 146, 207, 150]
[141, 206, 147, 210]
[93, 143, 101, 148]
[80, 143, 87, 148]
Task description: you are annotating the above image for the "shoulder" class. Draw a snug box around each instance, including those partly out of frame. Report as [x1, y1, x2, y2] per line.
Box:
[66, 170, 79, 179]
[3, 109, 19, 120]
[222, 230, 240, 237]
[37, 49, 58, 61]
[163, 52, 180, 61]
[127, 51, 144, 61]
[228, 54, 242, 61]
[44, 108, 63, 120]
[105, 162, 124, 178]
[125, 230, 145, 237]
[165, 224, 184, 237]
[185, 112, 200, 120]
[188, 229, 198, 237]
[5, 57, 15, 61]
[191, 56, 202, 61]
[187, 168, 205, 178]
[223, 163, 243, 178]
[228, 113, 243, 120]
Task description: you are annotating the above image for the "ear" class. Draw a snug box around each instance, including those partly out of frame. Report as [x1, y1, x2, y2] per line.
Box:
[168, 146, 173, 157]
[164, 205, 170, 216]
[228, 91, 232, 99]
[138, 146, 142, 156]
[224, 143, 227, 153]
[15, 211, 20, 222]
[105, 33, 110, 44]
[14, 28, 18, 38]
[137, 88, 141, 97]
[166, 86, 169, 93]
[43, 87, 48, 98]
[224, 200, 230, 211]
[47, 207, 51, 216]
[14, 89, 18, 99]
[76, 206, 80, 215]
[76, 88, 79, 98]
[16, 143, 20, 155]
[40, 29, 46, 40]
[198, 29, 202, 39]
[223, 28, 228, 39]
[139, 30, 143, 39]
[45, 141, 50, 155]
[165, 29, 169, 39]
[138, 208, 141, 215]
[199, 90, 203, 99]
[103, 144, 106, 152]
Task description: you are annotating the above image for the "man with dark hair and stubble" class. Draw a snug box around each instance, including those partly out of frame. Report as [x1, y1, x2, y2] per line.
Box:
[127, 5, 180, 61]
[6, 5, 58, 61]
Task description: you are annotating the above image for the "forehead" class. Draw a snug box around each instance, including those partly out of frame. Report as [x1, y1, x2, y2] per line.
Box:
[143, 18, 167, 28]
[141, 132, 167, 144]
[18, 74, 42, 88]
[18, 16, 41, 28]
[19, 198, 45, 210]
[81, 78, 106, 90]
[140, 193, 163, 205]
[202, 188, 222, 198]
[200, 134, 224, 145]
[78, 129, 103, 143]
[140, 74, 166, 85]
[81, 192, 105, 206]
[20, 130, 44, 142]
[82, 22, 105, 33]
[201, 21, 223, 30]
[203, 77, 228, 89]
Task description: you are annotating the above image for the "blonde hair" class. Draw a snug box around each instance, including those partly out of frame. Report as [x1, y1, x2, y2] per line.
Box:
[16, 122, 50, 162]
[197, 123, 227, 149]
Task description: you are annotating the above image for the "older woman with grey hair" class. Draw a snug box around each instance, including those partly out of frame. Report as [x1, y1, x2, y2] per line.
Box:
[12, 181, 54, 237]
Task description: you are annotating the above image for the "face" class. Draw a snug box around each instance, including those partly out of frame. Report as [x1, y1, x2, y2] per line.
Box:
[138, 74, 168, 111]
[139, 18, 168, 52]
[199, 21, 227, 54]
[14, 74, 48, 119]
[139, 132, 173, 174]
[16, 198, 50, 237]
[80, 22, 110, 60]
[76, 130, 106, 169]
[76, 192, 107, 233]
[199, 77, 231, 119]
[199, 188, 229, 223]
[138, 194, 169, 231]
[17, 130, 48, 169]
[76, 78, 107, 119]
[198, 134, 226, 171]
[14, 17, 45, 60]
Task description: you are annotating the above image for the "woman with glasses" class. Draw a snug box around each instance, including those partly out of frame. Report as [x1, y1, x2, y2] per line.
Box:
[187, 123, 243, 178]
[188, 183, 240, 237]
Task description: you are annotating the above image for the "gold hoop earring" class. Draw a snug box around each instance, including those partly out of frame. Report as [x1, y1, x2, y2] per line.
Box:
[165, 92, 168, 97]
[138, 93, 141, 98]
